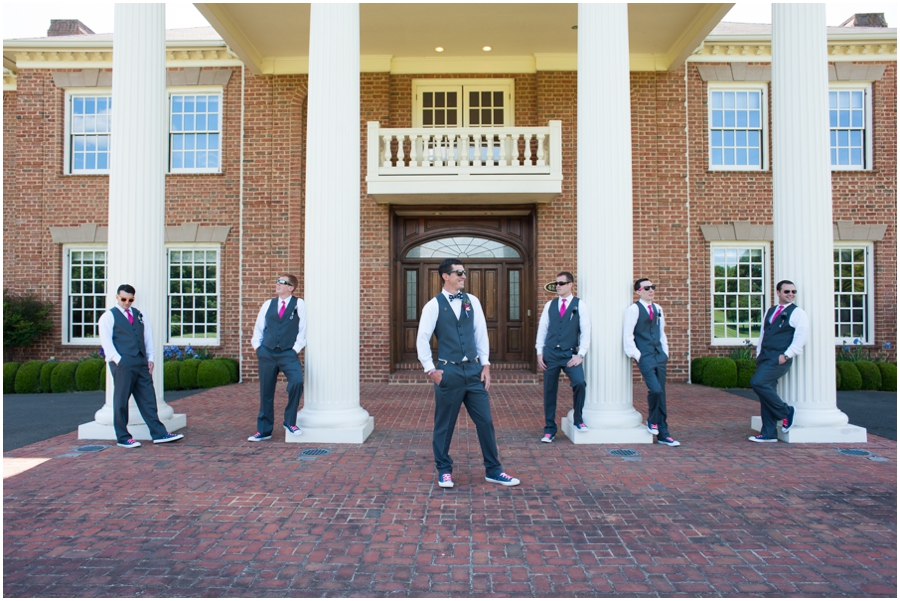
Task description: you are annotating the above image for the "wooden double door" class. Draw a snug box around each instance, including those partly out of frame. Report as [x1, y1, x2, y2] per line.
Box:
[392, 211, 535, 370]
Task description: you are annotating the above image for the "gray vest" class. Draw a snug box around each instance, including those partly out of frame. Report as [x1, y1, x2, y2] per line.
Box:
[110, 307, 146, 358]
[760, 304, 797, 360]
[261, 297, 301, 351]
[633, 302, 664, 357]
[544, 296, 581, 351]
[434, 293, 478, 363]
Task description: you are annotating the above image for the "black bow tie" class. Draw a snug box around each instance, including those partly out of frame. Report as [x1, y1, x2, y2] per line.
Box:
[448, 292, 464, 301]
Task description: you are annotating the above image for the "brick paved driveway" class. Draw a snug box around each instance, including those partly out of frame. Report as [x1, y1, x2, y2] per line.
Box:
[4, 382, 896, 597]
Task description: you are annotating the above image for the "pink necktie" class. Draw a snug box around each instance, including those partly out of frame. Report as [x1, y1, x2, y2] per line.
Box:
[278, 300, 286, 318]
[559, 298, 567, 317]
[770, 305, 784, 323]
[648, 304, 654, 321]
[126, 309, 134, 325]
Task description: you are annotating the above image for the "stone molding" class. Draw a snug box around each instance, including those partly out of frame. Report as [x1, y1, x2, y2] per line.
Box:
[700, 220, 887, 242]
[50, 67, 232, 88]
[692, 42, 897, 63]
[833, 220, 887, 241]
[697, 62, 888, 82]
[50, 223, 230, 244]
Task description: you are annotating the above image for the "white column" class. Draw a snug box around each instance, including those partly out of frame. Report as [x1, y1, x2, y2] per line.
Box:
[566, 4, 652, 444]
[756, 3, 865, 443]
[79, 4, 186, 440]
[295, 3, 374, 443]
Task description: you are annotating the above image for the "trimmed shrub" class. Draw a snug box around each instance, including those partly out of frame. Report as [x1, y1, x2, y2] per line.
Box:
[198, 359, 232, 389]
[75, 359, 105, 392]
[164, 361, 182, 391]
[14, 360, 45, 394]
[878, 362, 896, 392]
[40, 362, 59, 393]
[854, 360, 882, 391]
[836, 362, 862, 391]
[836, 365, 842, 390]
[690, 356, 712, 383]
[50, 361, 78, 393]
[702, 357, 737, 388]
[4, 362, 21, 394]
[3, 291, 53, 353]
[734, 359, 756, 388]
[179, 358, 201, 390]
[215, 357, 239, 383]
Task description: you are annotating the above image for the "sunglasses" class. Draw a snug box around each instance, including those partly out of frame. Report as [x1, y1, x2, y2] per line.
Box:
[448, 270, 467, 277]
[118, 296, 135, 303]
[782, 289, 797, 294]
[555, 281, 572, 287]
[275, 279, 293, 286]
[641, 285, 657, 291]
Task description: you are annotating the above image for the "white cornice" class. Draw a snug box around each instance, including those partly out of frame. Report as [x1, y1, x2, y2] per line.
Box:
[692, 39, 897, 63]
[3, 68, 15, 91]
[10, 48, 243, 70]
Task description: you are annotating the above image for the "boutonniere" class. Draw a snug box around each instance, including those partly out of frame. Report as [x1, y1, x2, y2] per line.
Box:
[570, 307, 577, 322]
[462, 299, 471, 318]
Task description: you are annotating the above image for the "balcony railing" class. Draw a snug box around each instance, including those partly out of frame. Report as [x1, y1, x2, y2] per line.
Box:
[366, 120, 563, 204]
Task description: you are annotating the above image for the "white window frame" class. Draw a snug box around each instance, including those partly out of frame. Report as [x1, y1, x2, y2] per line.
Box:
[829, 83, 873, 171]
[707, 83, 768, 172]
[64, 89, 113, 175]
[168, 86, 223, 174]
[166, 244, 221, 346]
[834, 242, 874, 345]
[412, 79, 515, 128]
[710, 242, 770, 346]
[62, 244, 108, 345]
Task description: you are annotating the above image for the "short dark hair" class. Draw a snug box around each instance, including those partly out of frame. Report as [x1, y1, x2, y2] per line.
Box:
[557, 271, 574, 284]
[438, 258, 464, 277]
[117, 284, 135, 295]
[280, 274, 299, 289]
[634, 278, 651, 291]
[776, 279, 794, 292]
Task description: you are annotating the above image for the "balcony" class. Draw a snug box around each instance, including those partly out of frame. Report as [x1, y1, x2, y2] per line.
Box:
[366, 120, 562, 205]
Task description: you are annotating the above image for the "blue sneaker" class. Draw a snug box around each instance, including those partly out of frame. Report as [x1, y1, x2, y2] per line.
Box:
[247, 432, 272, 442]
[117, 438, 141, 448]
[647, 422, 659, 435]
[152, 433, 184, 444]
[438, 473, 454, 488]
[748, 434, 777, 443]
[485, 472, 521, 486]
[284, 423, 302, 436]
[541, 433, 554, 443]
[657, 436, 681, 447]
[574, 422, 589, 431]
[782, 406, 795, 433]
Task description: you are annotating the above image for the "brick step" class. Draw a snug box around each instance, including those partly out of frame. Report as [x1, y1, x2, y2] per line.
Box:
[388, 369, 539, 385]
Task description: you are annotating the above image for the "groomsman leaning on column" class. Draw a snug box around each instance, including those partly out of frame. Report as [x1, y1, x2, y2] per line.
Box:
[748, 280, 807, 442]
[248, 274, 307, 442]
[536, 271, 591, 443]
[99, 284, 184, 448]
[623, 279, 680, 447]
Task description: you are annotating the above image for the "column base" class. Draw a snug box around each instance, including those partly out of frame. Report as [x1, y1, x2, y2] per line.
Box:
[284, 416, 374, 444]
[561, 416, 654, 444]
[750, 416, 867, 443]
[77, 414, 187, 440]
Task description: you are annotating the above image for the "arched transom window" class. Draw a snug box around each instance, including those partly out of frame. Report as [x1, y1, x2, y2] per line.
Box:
[405, 236, 521, 259]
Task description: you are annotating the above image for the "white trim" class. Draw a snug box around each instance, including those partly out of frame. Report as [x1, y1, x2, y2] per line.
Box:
[166, 243, 221, 346]
[411, 78, 515, 128]
[707, 82, 768, 172]
[829, 83, 873, 171]
[167, 86, 223, 174]
[61, 244, 108, 345]
[709, 242, 771, 346]
[833, 242, 875, 345]
[64, 88, 113, 176]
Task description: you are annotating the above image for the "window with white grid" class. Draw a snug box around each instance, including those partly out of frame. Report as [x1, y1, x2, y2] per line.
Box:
[63, 246, 107, 343]
[168, 247, 220, 344]
[829, 86, 871, 170]
[711, 244, 769, 345]
[708, 85, 766, 171]
[67, 93, 112, 174]
[169, 91, 221, 173]
[834, 244, 873, 343]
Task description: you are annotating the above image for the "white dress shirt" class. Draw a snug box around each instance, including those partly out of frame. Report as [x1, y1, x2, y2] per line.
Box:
[416, 290, 491, 373]
[535, 294, 591, 356]
[622, 300, 668, 362]
[251, 297, 307, 353]
[756, 303, 808, 359]
[98, 304, 155, 364]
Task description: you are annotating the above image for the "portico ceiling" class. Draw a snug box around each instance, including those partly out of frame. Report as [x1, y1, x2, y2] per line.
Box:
[194, 3, 733, 75]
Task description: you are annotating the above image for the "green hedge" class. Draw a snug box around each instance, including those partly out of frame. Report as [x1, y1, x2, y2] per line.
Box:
[702, 357, 737, 388]
[13, 360, 45, 394]
[179, 358, 201, 390]
[164, 361, 182, 391]
[836, 362, 862, 391]
[50, 361, 79, 393]
[691, 356, 712, 383]
[40, 362, 59, 393]
[734, 359, 756, 388]
[215, 357, 239, 383]
[836, 365, 842, 390]
[854, 360, 882, 391]
[4, 362, 21, 394]
[878, 362, 896, 392]
[75, 359, 106, 392]
[198, 359, 232, 389]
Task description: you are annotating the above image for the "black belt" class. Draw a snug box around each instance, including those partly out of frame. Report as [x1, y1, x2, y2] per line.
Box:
[553, 346, 576, 351]
[438, 357, 479, 366]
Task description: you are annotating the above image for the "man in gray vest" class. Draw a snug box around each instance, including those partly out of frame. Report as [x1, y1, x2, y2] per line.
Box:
[416, 258, 520, 488]
[99, 284, 184, 448]
[248, 274, 307, 442]
[624, 278, 680, 446]
[536, 271, 591, 442]
[749, 280, 807, 442]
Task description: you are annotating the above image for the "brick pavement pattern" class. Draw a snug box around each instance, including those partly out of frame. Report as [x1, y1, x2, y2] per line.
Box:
[4, 382, 896, 597]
